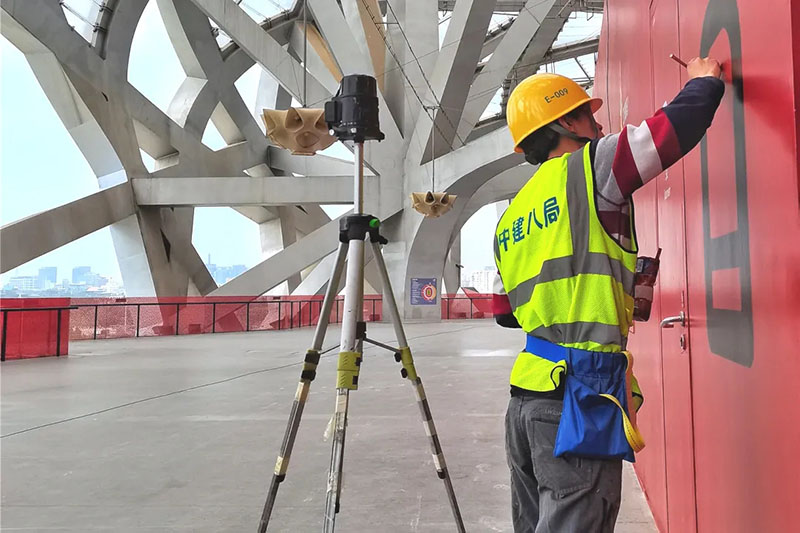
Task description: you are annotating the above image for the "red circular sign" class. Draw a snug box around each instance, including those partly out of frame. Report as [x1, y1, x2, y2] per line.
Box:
[421, 283, 437, 302]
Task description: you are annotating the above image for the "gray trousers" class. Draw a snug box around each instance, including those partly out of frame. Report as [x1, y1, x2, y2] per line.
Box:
[506, 395, 622, 533]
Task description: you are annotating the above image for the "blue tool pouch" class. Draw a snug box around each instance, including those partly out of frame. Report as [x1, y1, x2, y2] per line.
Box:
[556, 348, 634, 462]
[525, 335, 640, 462]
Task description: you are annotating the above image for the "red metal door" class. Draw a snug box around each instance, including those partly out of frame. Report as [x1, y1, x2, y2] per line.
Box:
[650, 0, 698, 531]
[677, 0, 800, 531]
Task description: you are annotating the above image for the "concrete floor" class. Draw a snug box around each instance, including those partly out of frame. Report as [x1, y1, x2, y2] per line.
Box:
[1, 320, 657, 532]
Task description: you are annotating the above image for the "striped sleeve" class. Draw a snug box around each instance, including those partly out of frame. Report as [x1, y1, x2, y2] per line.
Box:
[593, 77, 725, 202]
[492, 271, 520, 328]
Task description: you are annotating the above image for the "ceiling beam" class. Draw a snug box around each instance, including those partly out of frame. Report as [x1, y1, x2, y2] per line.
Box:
[455, 0, 558, 146]
[407, 0, 496, 163]
[132, 176, 378, 206]
[526, 36, 599, 69]
[510, 0, 575, 81]
[186, 0, 329, 106]
[438, 1, 603, 13]
[268, 147, 361, 176]
[480, 16, 515, 58]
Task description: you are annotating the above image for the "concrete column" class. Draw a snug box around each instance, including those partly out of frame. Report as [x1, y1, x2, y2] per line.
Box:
[382, 0, 440, 138]
[258, 208, 301, 295]
[109, 215, 158, 296]
[443, 234, 462, 295]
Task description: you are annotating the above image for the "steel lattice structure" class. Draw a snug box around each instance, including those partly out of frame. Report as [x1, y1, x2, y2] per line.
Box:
[1, 0, 599, 319]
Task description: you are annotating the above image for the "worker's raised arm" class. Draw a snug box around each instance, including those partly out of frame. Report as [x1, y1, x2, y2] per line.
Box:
[592, 57, 725, 204]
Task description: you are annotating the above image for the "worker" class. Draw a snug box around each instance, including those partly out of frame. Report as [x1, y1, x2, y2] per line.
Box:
[493, 57, 723, 532]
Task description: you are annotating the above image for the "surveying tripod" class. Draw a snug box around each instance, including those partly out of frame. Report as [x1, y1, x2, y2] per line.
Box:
[257, 75, 465, 533]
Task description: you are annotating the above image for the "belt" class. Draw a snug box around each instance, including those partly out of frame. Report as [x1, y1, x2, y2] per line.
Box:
[525, 333, 570, 363]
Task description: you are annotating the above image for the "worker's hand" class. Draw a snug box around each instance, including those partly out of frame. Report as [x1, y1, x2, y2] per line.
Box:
[687, 57, 721, 79]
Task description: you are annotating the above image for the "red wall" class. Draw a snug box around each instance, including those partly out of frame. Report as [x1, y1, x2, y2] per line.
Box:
[597, 1, 800, 531]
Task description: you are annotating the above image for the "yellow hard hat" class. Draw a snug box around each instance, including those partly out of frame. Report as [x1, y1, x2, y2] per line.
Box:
[507, 73, 602, 153]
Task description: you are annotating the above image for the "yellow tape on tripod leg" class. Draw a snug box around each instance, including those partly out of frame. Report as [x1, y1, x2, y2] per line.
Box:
[336, 351, 361, 390]
[275, 456, 287, 476]
[295, 382, 310, 403]
[399, 347, 418, 381]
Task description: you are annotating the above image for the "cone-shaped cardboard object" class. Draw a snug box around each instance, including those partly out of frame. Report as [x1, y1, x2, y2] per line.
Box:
[410, 191, 457, 218]
[262, 107, 336, 155]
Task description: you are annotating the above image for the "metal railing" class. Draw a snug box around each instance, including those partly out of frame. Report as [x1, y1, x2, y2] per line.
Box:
[442, 294, 493, 320]
[68, 296, 384, 341]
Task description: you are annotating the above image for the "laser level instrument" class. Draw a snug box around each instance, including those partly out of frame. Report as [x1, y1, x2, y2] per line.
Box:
[257, 74, 465, 533]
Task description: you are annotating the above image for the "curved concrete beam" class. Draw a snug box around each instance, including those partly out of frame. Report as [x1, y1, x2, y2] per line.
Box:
[401, 163, 530, 318]
[398, 127, 525, 318]
[103, 0, 149, 73]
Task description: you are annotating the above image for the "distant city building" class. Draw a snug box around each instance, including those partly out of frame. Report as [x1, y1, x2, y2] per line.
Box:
[86, 272, 109, 287]
[211, 264, 247, 285]
[7, 276, 38, 291]
[0, 265, 123, 298]
[204, 256, 247, 286]
[469, 268, 495, 294]
[37, 267, 57, 289]
[72, 266, 91, 284]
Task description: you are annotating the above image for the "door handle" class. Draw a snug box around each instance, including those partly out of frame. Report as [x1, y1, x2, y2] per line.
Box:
[660, 311, 685, 328]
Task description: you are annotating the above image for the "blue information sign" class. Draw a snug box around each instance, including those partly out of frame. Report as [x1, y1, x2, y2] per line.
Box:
[410, 278, 438, 305]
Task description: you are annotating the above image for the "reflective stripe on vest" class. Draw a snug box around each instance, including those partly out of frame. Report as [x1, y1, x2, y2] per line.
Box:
[495, 146, 637, 391]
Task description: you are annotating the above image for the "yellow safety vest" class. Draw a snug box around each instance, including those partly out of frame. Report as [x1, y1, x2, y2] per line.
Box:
[495, 145, 638, 392]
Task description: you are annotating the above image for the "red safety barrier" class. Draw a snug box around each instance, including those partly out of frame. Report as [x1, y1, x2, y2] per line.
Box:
[0, 298, 72, 361]
[66, 295, 385, 341]
[1, 293, 490, 361]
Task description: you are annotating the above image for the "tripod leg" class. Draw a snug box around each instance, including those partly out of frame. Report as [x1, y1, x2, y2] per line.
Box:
[258, 243, 349, 533]
[323, 236, 366, 533]
[370, 242, 466, 533]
